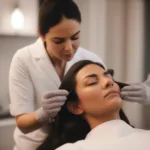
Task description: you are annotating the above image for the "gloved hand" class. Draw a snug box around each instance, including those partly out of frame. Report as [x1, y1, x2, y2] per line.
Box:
[121, 75, 150, 105]
[35, 89, 69, 124]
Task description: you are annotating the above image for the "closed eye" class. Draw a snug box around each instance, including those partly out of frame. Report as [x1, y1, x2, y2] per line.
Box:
[85, 77, 98, 86]
[87, 81, 97, 86]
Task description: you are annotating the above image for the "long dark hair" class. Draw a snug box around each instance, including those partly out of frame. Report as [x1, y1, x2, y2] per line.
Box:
[38, 0, 81, 36]
[37, 60, 130, 150]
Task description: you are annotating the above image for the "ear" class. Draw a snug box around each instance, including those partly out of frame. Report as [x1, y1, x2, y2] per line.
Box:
[67, 101, 83, 115]
[37, 28, 46, 42]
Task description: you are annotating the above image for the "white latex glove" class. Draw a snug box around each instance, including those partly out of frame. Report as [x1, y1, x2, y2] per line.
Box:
[35, 89, 69, 124]
[121, 75, 150, 105]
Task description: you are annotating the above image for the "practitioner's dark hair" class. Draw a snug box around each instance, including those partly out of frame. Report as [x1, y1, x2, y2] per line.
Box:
[37, 60, 130, 150]
[38, 0, 81, 36]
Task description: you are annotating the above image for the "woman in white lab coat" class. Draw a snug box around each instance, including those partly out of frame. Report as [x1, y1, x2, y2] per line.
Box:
[37, 60, 150, 150]
[9, 0, 106, 150]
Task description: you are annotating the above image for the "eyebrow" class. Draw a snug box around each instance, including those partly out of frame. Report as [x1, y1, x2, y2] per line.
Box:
[84, 74, 98, 79]
[84, 70, 111, 80]
[53, 31, 80, 40]
[104, 70, 111, 76]
[71, 31, 80, 37]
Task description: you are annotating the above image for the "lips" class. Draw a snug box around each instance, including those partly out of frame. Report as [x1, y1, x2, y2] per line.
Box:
[64, 52, 72, 55]
[64, 53, 72, 57]
[104, 90, 120, 98]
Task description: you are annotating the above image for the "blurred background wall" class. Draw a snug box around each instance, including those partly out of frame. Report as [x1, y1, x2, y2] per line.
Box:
[75, 0, 148, 129]
[0, 0, 149, 149]
[0, 0, 38, 150]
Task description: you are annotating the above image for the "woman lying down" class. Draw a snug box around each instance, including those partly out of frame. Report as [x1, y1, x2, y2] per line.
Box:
[37, 60, 150, 150]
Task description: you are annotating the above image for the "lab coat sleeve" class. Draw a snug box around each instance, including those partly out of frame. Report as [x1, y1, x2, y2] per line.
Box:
[9, 50, 35, 116]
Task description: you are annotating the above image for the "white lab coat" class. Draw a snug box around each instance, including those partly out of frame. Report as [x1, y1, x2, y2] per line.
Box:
[56, 120, 150, 150]
[9, 38, 106, 150]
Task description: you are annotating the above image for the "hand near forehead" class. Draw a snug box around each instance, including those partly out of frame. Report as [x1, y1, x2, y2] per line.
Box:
[121, 74, 150, 105]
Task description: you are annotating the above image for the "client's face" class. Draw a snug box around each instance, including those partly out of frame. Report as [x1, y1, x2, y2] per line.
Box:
[75, 64, 122, 118]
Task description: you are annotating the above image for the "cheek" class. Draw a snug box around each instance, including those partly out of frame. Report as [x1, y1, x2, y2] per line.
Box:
[77, 86, 104, 108]
[72, 40, 80, 50]
[114, 83, 121, 93]
[47, 41, 57, 49]
[46, 42, 62, 54]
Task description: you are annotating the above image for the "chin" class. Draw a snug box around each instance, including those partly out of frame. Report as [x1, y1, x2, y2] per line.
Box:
[108, 96, 123, 108]
[64, 56, 74, 61]
[113, 97, 123, 107]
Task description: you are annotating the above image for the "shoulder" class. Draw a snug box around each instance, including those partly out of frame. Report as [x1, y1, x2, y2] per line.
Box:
[56, 140, 84, 150]
[11, 39, 39, 63]
[10, 40, 39, 74]
[133, 128, 150, 136]
[12, 42, 34, 60]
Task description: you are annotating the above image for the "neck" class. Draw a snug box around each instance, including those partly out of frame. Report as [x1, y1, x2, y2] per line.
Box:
[46, 50, 66, 68]
[51, 57, 66, 68]
[86, 111, 120, 129]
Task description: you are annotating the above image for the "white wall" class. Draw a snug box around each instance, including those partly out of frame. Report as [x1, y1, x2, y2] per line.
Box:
[123, 0, 146, 129]
[0, 0, 38, 111]
[0, 118, 15, 150]
[75, 0, 146, 129]
[0, 1, 38, 149]
[75, 0, 107, 62]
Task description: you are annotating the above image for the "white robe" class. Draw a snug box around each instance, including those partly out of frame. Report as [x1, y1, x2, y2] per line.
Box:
[9, 38, 106, 150]
[57, 120, 150, 150]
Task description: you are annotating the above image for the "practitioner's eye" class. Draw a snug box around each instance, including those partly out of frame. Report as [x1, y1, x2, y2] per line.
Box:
[54, 39, 65, 44]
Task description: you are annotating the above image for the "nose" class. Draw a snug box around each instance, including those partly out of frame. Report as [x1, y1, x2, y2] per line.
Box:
[64, 40, 73, 53]
[101, 77, 114, 89]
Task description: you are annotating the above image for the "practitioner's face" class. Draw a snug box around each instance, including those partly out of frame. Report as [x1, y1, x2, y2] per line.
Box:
[73, 64, 122, 118]
[40, 17, 80, 62]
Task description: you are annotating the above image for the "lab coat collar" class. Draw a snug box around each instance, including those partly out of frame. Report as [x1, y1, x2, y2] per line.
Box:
[85, 120, 134, 140]
[31, 38, 48, 59]
[31, 38, 61, 87]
